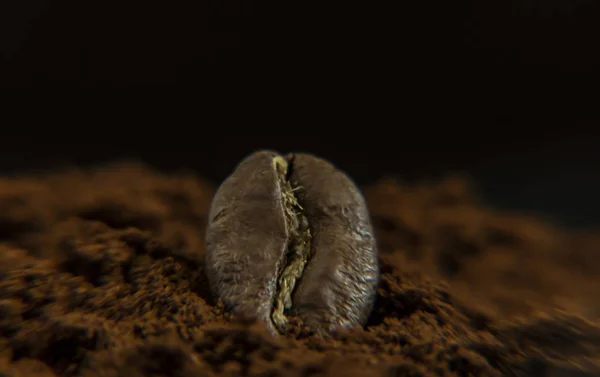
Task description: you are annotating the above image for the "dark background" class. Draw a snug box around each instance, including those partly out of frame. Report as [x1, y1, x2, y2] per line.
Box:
[1, 0, 598, 229]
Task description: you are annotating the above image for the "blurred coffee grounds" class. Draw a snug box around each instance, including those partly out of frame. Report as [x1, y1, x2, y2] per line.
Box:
[0, 162, 599, 376]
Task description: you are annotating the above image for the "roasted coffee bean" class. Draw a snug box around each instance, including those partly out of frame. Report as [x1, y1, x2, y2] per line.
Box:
[205, 150, 379, 335]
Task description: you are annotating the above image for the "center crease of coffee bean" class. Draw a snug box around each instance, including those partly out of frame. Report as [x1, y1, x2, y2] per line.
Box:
[271, 156, 313, 333]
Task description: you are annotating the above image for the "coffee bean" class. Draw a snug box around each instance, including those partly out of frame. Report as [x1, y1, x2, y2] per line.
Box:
[205, 150, 379, 335]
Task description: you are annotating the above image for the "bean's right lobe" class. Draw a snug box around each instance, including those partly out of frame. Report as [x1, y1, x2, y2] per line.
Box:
[287, 153, 379, 334]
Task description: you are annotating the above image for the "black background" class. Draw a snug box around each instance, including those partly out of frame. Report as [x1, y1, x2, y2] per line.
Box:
[1, 0, 598, 228]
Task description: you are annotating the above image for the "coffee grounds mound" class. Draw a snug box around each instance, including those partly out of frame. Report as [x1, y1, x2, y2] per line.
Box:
[1, 162, 599, 377]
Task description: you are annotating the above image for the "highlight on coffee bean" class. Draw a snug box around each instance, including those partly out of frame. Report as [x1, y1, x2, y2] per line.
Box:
[204, 150, 380, 335]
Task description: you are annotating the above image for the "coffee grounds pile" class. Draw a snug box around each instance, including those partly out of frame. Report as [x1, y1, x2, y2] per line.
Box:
[1, 162, 599, 377]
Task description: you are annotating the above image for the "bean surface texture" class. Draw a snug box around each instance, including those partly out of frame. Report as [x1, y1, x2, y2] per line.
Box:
[205, 151, 379, 335]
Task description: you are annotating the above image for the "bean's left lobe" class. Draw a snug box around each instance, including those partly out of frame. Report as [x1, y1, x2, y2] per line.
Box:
[205, 151, 288, 334]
